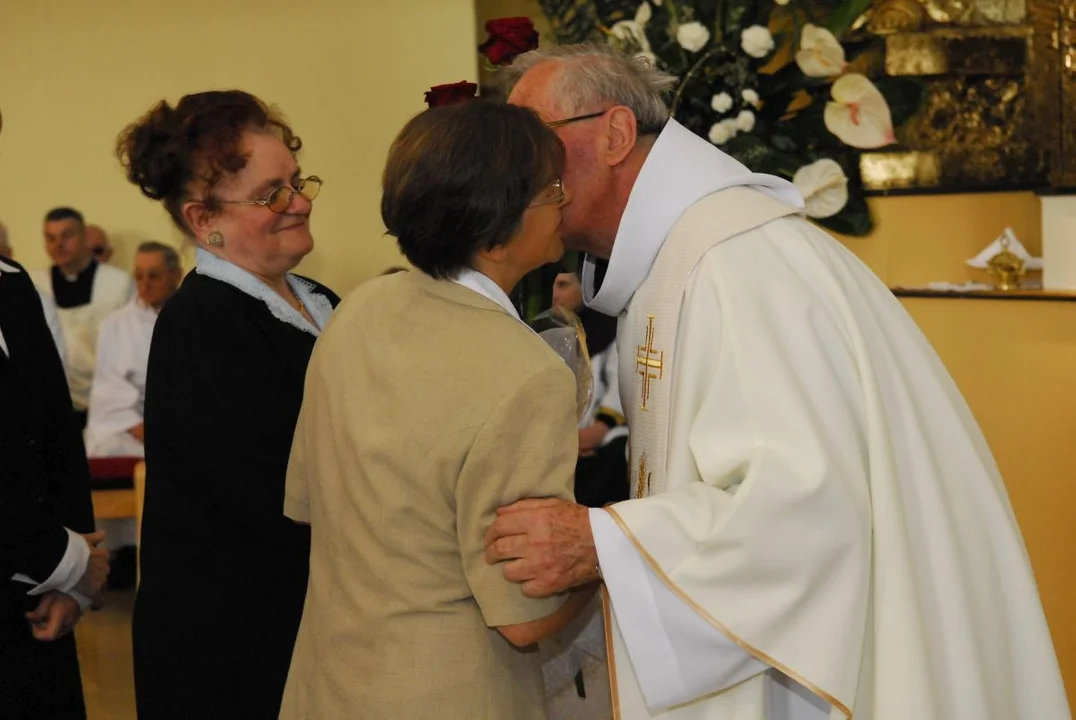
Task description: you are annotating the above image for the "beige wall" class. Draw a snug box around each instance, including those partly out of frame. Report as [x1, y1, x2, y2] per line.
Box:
[0, 0, 477, 295]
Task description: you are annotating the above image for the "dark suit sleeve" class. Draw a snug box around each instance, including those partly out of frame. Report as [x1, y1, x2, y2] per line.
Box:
[0, 269, 94, 582]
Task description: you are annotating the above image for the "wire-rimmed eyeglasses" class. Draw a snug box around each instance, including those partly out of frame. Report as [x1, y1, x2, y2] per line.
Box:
[530, 178, 567, 208]
[220, 176, 323, 214]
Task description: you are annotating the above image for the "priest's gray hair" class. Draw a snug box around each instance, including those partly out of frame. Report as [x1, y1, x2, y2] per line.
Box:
[501, 43, 678, 135]
[137, 240, 180, 270]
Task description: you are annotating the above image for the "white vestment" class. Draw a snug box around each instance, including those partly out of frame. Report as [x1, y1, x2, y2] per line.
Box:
[30, 263, 133, 411]
[36, 287, 68, 376]
[584, 120, 1070, 719]
[85, 298, 158, 458]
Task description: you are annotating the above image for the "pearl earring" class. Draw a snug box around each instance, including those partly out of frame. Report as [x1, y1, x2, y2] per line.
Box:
[206, 231, 224, 247]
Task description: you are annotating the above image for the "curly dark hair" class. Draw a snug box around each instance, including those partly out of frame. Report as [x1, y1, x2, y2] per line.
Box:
[381, 100, 564, 279]
[116, 90, 301, 234]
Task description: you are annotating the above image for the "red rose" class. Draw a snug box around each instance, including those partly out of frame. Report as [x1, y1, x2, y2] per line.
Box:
[424, 81, 478, 108]
[478, 17, 539, 67]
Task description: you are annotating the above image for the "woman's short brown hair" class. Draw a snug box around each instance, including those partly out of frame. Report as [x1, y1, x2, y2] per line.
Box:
[116, 90, 301, 235]
[381, 100, 564, 279]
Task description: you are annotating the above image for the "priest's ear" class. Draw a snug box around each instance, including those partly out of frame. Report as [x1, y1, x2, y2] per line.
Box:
[601, 106, 639, 167]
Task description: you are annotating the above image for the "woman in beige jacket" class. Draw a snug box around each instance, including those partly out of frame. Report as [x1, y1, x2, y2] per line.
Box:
[281, 100, 596, 720]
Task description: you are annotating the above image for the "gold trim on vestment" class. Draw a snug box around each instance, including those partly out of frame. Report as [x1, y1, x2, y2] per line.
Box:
[601, 587, 621, 720]
[602, 507, 853, 719]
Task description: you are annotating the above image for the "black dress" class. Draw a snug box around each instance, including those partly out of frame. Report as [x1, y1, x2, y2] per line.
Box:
[133, 270, 338, 718]
[0, 259, 95, 719]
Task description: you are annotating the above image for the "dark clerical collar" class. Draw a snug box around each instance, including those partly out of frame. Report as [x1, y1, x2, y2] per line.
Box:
[51, 260, 98, 309]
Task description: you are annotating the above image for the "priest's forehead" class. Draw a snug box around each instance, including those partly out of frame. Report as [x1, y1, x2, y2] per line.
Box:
[509, 61, 576, 121]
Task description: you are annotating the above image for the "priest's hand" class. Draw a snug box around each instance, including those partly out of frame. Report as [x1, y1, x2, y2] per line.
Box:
[25, 591, 82, 641]
[484, 498, 599, 598]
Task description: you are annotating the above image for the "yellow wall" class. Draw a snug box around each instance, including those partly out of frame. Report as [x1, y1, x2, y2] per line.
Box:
[0, 0, 477, 294]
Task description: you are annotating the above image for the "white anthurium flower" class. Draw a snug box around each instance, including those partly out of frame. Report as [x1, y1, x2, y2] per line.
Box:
[742, 89, 761, 108]
[793, 159, 849, 218]
[824, 74, 896, 149]
[677, 21, 711, 52]
[711, 92, 733, 113]
[610, 20, 648, 49]
[796, 25, 846, 77]
[735, 110, 756, 132]
[635, 1, 652, 26]
[741, 25, 775, 58]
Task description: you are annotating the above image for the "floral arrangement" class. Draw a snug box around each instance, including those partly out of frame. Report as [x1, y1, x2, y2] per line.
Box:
[540, 0, 923, 235]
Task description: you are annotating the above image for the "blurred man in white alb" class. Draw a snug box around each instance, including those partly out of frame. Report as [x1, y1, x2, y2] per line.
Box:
[85, 242, 180, 458]
[30, 208, 133, 428]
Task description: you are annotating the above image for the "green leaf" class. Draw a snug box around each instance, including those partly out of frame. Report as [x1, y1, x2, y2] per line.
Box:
[825, 0, 873, 37]
[724, 0, 758, 37]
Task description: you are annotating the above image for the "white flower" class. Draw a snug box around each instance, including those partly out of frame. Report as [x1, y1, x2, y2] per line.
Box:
[742, 89, 760, 108]
[653, 0, 662, 4]
[735, 110, 756, 132]
[635, 1, 652, 26]
[708, 121, 736, 145]
[796, 25, 846, 77]
[711, 92, 733, 113]
[775, 0, 790, 5]
[677, 22, 711, 53]
[741, 25, 775, 58]
[793, 159, 849, 218]
[611, 20, 647, 48]
[824, 74, 895, 149]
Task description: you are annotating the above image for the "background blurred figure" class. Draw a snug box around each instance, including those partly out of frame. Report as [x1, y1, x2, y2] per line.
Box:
[84, 225, 113, 264]
[30, 208, 132, 428]
[85, 242, 181, 459]
[0, 219, 69, 378]
[551, 269, 627, 507]
[118, 89, 338, 719]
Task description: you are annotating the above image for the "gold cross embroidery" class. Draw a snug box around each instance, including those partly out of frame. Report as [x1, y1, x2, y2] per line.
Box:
[634, 453, 652, 499]
[635, 315, 664, 411]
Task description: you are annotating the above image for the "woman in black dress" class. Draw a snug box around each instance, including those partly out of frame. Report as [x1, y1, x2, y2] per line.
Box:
[117, 90, 338, 718]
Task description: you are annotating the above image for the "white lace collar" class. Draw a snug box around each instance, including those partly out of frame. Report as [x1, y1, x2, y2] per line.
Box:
[195, 248, 333, 336]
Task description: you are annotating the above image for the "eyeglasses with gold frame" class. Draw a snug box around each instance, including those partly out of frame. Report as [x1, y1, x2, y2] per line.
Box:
[220, 176, 323, 214]
[530, 178, 567, 208]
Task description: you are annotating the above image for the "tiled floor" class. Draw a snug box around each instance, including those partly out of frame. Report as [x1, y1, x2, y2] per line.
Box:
[76, 589, 136, 720]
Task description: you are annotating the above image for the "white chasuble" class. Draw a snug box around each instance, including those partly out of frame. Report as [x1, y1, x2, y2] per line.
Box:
[584, 120, 1069, 720]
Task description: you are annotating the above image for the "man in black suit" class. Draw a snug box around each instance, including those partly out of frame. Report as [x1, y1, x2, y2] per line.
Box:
[0, 110, 110, 718]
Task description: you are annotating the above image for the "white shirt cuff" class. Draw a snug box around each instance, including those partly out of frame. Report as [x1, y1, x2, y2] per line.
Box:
[10, 528, 90, 596]
[590, 507, 768, 711]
